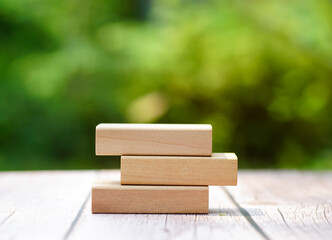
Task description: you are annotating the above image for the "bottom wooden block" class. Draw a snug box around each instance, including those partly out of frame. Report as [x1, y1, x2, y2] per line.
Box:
[92, 181, 209, 214]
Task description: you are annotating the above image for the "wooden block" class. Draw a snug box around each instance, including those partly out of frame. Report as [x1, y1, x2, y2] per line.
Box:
[92, 181, 209, 214]
[95, 123, 212, 156]
[121, 153, 237, 186]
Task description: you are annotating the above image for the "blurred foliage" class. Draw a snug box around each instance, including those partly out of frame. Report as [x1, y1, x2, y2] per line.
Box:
[0, 0, 331, 170]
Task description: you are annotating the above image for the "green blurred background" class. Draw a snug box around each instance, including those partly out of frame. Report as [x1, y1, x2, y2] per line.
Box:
[0, 0, 331, 170]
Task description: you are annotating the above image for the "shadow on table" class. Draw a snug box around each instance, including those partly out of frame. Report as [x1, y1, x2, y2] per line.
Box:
[209, 208, 265, 216]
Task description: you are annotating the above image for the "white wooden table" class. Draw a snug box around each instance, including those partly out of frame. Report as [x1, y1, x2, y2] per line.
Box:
[0, 170, 331, 240]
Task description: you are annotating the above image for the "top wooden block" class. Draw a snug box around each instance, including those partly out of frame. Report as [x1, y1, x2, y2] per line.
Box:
[95, 123, 212, 156]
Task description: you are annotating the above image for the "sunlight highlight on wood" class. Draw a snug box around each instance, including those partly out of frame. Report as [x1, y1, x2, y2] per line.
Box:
[95, 123, 212, 156]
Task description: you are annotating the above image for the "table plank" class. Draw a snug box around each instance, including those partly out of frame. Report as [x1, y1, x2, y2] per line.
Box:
[225, 170, 332, 240]
[0, 170, 331, 240]
[0, 171, 95, 240]
[68, 171, 169, 240]
[68, 170, 263, 240]
[164, 186, 264, 240]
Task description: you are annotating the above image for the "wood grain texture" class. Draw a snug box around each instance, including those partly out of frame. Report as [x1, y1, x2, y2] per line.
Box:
[0, 171, 95, 240]
[225, 171, 332, 240]
[95, 123, 212, 156]
[70, 171, 263, 240]
[121, 153, 237, 186]
[92, 181, 209, 214]
[1, 170, 332, 240]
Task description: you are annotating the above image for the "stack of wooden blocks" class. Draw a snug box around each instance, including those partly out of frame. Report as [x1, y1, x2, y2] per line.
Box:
[92, 123, 237, 214]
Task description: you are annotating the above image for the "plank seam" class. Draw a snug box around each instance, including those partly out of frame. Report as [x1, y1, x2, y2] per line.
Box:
[163, 214, 172, 240]
[222, 187, 271, 240]
[277, 208, 293, 232]
[323, 204, 332, 226]
[63, 191, 91, 240]
[0, 210, 15, 225]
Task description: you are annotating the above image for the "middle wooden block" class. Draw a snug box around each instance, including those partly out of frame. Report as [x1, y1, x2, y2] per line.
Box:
[121, 153, 238, 186]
